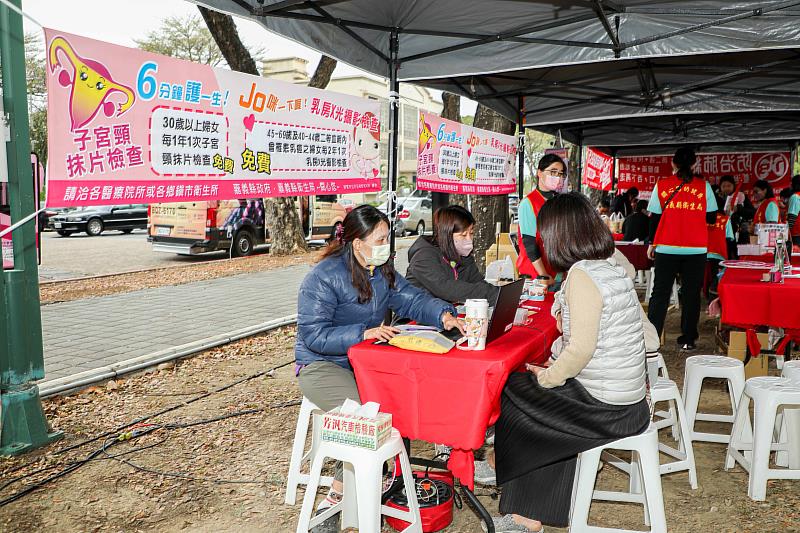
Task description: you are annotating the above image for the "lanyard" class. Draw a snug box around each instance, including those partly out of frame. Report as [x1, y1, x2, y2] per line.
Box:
[443, 256, 458, 280]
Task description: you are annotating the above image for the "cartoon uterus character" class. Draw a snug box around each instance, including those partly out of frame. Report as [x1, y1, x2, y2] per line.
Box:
[419, 114, 436, 153]
[49, 36, 135, 131]
[351, 112, 381, 179]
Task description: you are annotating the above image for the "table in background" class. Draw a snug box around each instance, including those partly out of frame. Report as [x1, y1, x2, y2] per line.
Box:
[615, 242, 653, 272]
[718, 267, 800, 358]
[349, 297, 558, 492]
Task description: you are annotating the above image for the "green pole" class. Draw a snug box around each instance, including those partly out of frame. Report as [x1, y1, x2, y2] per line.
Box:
[0, 0, 62, 455]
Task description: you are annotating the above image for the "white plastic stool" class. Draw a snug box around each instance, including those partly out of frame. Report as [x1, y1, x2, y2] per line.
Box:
[650, 379, 698, 489]
[683, 355, 746, 444]
[647, 353, 677, 439]
[570, 425, 668, 533]
[296, 428, 422, 533]
[285, 397, 332, 505]
[725, 377, 800, 501]
[776, 363, 800, 467]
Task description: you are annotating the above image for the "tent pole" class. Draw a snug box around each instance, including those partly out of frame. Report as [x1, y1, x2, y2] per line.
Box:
[0, 0, 62, 456]
[387, 30, 400, 254]
[517, 96, 525, 199]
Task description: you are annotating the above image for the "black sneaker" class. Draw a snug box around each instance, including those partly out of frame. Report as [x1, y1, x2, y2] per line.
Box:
[680, 342, 696, 352]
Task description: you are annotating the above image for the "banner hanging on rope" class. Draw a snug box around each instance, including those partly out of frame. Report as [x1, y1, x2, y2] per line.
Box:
[1, 213, 12, 269]
[44, 29, 381, 207]
[616, 152, 791, 195]
[582, 147, 613, 191]
[416, 111, 517, 195]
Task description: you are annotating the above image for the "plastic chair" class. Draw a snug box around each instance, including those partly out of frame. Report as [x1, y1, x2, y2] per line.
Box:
[682, 355, 746, 444]
[777, 362, 800, 467]
[725, 376, 800, 501]
[284, 397, 332, 505]
[650, 379, 698, 489]
[570, 424, 668, 533]
[296, 428, 422, 533]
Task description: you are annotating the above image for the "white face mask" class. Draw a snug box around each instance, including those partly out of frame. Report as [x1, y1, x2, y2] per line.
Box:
[363, 242, 391, 267]
[454, 237, 473, 257]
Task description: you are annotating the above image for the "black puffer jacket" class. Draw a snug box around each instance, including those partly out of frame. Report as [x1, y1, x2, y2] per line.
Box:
[405, 237, 499, 304]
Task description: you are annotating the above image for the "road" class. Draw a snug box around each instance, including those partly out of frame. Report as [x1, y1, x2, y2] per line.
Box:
[37, 229, 415, 281]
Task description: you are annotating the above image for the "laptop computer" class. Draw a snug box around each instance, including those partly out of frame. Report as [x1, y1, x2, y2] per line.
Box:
[440, 278, 525, 344]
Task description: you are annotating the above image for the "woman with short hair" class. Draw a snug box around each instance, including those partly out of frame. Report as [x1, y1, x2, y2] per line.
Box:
[406, 205, 498, 304]
[752, 179, 780, 225]
[487, 193, 653, 533]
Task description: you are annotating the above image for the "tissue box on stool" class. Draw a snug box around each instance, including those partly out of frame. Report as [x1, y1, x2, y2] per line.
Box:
[321, 409, 393, 450]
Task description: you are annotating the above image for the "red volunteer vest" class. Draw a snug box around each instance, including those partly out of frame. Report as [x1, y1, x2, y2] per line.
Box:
[753, 198, 780, 225]
[516, 189, 554, 277]
[707, 213, 729, 259]
[792, 192, 800, 237]
[652, 176, 709, 249]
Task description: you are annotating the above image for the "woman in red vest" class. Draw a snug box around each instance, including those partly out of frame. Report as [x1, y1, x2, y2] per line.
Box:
[516, 154, 566, 285]
[646, 147, 718, 351]
[788, 176, 800, 248]
[751, 179, 780, 225]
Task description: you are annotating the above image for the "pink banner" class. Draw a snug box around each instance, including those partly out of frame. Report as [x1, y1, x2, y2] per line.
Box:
[417, 111, 517, 195]
[617, 151, 792, 195]
[1, 213, 12, 269]
[583, 147, 613, 191]
[45, 29, 381, 208]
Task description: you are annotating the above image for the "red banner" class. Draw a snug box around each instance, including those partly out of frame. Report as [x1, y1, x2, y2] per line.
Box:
[583, 147, 613, 191]
[617, 151, 792, 196]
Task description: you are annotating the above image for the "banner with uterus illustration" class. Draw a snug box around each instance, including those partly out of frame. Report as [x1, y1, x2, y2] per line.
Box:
[416, 111, 517, 195]
[44, 29, 381, 208]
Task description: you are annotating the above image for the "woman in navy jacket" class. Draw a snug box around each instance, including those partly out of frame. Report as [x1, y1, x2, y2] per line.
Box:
[295, 205, 462, 530]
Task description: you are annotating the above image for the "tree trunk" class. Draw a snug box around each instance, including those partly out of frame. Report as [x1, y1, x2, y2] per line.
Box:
[471, 105, 515, 272]
[309, 55, 337, 89]
[199, 7, 311, 255]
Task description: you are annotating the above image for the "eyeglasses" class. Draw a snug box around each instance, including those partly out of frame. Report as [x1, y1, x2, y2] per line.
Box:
[543, 169, 565, 178]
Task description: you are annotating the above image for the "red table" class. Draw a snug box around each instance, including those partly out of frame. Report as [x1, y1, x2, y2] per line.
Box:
[615, 242, 653, 272]
[718, 267, 800, 356]
[348, 297, 558, 490]
[738, 253, 774, 263]
[718, 268, 800, 330]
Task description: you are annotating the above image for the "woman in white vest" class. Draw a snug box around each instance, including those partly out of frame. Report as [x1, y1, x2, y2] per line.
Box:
[487, 193, 654, 533]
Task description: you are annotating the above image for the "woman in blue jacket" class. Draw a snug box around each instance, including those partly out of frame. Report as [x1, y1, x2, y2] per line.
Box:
[295, 204, 462, 529]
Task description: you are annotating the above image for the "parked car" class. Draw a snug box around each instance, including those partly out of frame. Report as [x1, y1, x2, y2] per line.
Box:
[376, 201, 406, 237]
[337, 198, 356, 213]
[377, 197, 433, 236]
[508, 193, 520, 224]
[39, 201, 74, 231]
[49, 204, 148, 237]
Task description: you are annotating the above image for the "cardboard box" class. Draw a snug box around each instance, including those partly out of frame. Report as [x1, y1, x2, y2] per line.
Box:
[485, 233, 519, 278]
[320, 409, 392, 450]
[728, 330, 770, 379]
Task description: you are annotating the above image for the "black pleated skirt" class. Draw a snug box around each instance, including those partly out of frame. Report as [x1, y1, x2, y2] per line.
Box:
[495, 372, 650, 528]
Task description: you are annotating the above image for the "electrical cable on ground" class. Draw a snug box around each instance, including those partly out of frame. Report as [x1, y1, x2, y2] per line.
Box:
[0, 360, 296, 507]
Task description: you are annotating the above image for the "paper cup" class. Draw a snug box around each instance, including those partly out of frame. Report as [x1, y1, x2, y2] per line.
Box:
[460, 298, 489, 351]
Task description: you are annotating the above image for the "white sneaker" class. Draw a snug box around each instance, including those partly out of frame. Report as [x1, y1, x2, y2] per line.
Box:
[474, 459, 496, 486]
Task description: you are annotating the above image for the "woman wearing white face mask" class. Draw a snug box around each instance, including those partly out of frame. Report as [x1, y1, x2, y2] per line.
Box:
[406, 205, 499, 304]
[295, 205, 464, 532]
[516, 154, 566, 286]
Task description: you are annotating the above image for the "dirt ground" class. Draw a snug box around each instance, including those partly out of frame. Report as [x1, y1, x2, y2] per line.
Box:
[38, 249, 318, 305]
[1, 311, 799, 533]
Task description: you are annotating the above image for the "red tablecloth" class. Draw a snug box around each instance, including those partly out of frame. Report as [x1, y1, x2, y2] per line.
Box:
[348, 297, 558, 490]
[718, 268, 800, 330]
[738, 254, 774, 263]
[615, 242, 653, 272]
